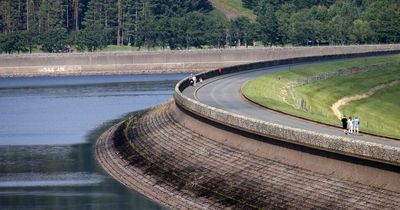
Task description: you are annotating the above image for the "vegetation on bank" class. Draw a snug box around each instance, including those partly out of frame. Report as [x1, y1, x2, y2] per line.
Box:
[0, 0, 399, 53]
[242, 55, 400, 139]
[209, 0, 256, 20]
[340, 85, 400, 138]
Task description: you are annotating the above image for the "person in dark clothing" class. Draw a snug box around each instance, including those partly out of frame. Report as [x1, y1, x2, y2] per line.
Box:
[341, 115, 348, 134]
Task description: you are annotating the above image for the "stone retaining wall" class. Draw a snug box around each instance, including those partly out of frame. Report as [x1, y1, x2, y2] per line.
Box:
[174, 49, 400, 166]
[96, 100, 400, 209]
[1, 45, 400, 77]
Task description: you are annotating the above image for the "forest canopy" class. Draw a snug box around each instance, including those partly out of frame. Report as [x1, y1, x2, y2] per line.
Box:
[0, 0, 399, 53]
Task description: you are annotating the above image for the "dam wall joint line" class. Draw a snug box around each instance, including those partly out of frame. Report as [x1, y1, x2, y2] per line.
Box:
[174, 49, 400, 166]
[115, 104, 267, 209]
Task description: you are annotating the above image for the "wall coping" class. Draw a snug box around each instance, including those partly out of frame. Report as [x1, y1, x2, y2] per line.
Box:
[2, 44, 400, 58]
[174, 47, 400, 166]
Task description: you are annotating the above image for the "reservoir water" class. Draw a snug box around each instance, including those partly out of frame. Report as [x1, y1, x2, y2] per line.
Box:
[0, 74, 186, 210]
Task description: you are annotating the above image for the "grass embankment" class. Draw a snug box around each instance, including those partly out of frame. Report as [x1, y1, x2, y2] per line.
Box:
[209, 0, 256, 20]
[242, 55, 400, 139]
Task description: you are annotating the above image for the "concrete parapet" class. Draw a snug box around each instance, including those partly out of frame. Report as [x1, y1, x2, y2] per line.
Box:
[2, 45, 400, 77]
[174, 49, 400, 166]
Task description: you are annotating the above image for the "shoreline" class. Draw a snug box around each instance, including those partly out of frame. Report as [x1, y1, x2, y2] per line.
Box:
[0, 69, 195, 78]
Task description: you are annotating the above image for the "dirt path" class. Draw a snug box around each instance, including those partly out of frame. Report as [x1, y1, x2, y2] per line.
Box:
[331, 80, 400, 119]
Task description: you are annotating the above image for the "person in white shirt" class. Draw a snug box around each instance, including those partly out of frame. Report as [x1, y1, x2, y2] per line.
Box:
[353, 116, 360, 135]
[347, 117, 353, 134]
[192, 74, 197, 87]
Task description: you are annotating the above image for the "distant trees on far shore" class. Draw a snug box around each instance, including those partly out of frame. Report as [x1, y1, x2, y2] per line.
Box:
[0, 0, 399, 53]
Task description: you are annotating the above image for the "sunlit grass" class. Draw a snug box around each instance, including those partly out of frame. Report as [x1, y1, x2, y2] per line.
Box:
[242, 55, 400, 138]
[210, 0, 256, 20]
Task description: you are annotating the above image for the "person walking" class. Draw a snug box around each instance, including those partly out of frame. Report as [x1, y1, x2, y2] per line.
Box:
[341, 115, 348, 134]
[353, 116, 360, 135]
[192, 74, 197, 87]
[189, 73, 194, 85]
[347, 116, 353, 134]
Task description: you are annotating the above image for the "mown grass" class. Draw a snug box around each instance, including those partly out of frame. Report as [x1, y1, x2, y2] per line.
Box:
[215, 0, 254, 14]
[242, 55, 400, 139]
[210, 0, 256, 20]
[340, 85, 400, 138]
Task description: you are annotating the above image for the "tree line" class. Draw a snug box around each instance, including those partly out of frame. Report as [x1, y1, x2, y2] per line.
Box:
[0, 0, 399, 53]
[244, 0, 399, 45]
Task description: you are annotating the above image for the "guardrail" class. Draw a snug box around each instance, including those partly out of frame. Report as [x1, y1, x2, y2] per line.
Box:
[174, 49, 400, 166]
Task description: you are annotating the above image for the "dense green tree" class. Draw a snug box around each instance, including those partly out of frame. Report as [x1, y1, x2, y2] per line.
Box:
[83, 0, 117, 28]
[229, 16, 259, 47]
[244, 22, 260, 47]
[243, 0, 260, 9]
[185, 12, 209, 48]
[275, 3, 296, 45]
[0, 32, 30, 53]
[0, 0, 21, 33]
[257, 4, 279, 46]
[350, 19, 375, 44]
[327, 0, 359, 44]
[38, 0, 65, 33]
[1, 0, 399, 52]
[231, 17, 251, 47]
[135, 17, 158, 48]
[41, 28, 68, 52]
[289, 11, 315, 45]
[205, 12, 228, 48]
[162, 16, 186, 49]
[77, 23, 111, 51]
[150, 0, 212, 17]
[362, 0, 400, 43]
[0, 15, 3, 33]
[0, 33, 4, 52]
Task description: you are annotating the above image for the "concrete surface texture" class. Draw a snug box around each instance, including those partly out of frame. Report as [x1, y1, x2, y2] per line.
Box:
[94, 47, 400, 209]
[1, 45, 400, 77]
[96, 101, 400, 209]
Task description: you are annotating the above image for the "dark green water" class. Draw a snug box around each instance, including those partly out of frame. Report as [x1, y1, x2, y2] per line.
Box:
[0, 74, 187, 210]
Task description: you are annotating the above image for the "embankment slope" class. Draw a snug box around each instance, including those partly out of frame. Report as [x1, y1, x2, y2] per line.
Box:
[96, 101, 400, 209]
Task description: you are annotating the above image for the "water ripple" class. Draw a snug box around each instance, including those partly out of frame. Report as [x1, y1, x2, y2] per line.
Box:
[0, 172, 104, 187]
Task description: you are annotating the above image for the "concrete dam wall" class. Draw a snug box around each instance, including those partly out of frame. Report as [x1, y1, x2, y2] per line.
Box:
[1, 44, 400, 77]
[94, 46, 400, 209]
[174, 51, 400, 166]
[97, 101, 400, 209]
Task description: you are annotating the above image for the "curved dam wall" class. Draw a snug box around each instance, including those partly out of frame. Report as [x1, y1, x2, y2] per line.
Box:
[96, 101, 400, 209]
[94, 46, 400, 209]
[174, 49, 400, 166]
[1, 44, 400, 77]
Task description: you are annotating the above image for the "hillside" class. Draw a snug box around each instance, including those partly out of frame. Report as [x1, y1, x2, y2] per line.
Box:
[1, 0, 399, 53]
[209, 0, 256, 20]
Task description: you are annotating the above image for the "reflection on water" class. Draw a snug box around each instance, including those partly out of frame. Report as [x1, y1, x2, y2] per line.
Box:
[0, 74, 186, 210]
[0, 172, 104, 188]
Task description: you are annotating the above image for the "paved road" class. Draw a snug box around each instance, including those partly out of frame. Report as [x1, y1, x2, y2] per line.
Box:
[183, 61, 400, 148]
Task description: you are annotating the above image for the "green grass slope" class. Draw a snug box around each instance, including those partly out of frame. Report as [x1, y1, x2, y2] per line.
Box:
[209, 0, 256, 20]
[340, 85, 400, 138]
[242, 55, 400, 139]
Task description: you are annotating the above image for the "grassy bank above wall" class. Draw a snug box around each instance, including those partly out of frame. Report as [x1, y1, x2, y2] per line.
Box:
[209, 0, 256, 20]
[242, 55, 400, 139]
